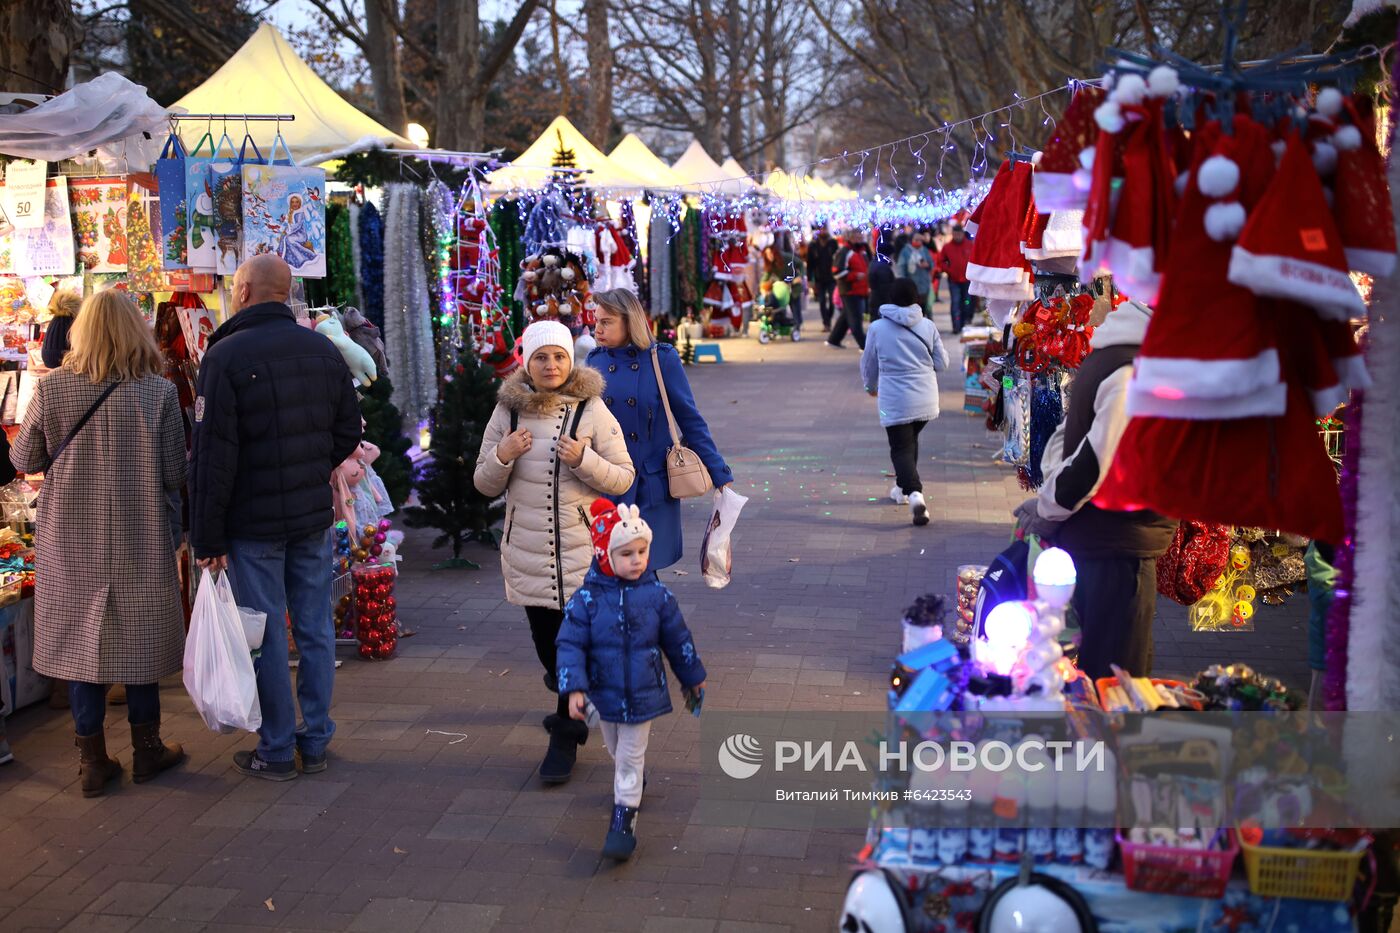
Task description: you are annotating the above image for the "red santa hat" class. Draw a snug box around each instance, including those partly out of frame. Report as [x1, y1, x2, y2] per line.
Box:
[1227, 133, 1366, 321]
[1127, 115, 1287, 420]
[963, 161, 1008, 237]
[1333, 97, 1396, 278]
[1022, 209, 1084, 261]
[1032, 84, 1107, 212]
[1092, 99, 1177, 306]
[587, 499, 653, 577]
[966, 161, 1034, 300]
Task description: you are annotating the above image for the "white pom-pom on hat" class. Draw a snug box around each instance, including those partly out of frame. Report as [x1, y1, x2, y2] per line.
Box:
[1094, 101, 1125, 133]
[1111, 73, 1147, 105]
[1313, 140, 1339, 176]
[1030, 150, 1043, 165]
[1148, 65, 1180, 97]
[1204, 201, 1246, 242]
[1197, 155, 1241, 198]
[1316, 87, 1344, 118]
[1078, 147, 1096, 171]
[1333, 125, 1363, 152]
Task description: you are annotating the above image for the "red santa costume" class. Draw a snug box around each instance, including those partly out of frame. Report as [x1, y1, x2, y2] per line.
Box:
[703, 212, 753, 329]
[594, 219, 636, 292]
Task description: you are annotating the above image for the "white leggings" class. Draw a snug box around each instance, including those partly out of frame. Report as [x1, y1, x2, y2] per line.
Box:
[600, 720, 652, 807]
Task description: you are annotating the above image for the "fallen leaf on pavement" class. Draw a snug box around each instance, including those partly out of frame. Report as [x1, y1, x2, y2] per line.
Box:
[393, 847, 407, 855]
[264, 898, 276, 912]
[788, 558, 800, 563]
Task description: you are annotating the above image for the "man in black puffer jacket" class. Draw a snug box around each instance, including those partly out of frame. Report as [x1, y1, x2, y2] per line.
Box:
[191, 253, 362, 782]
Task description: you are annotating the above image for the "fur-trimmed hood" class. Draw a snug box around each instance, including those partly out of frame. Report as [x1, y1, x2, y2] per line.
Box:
[497, 363, 606, 415]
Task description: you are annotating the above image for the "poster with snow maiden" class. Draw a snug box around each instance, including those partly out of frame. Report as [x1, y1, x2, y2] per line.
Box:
[241, 164, 326, 278]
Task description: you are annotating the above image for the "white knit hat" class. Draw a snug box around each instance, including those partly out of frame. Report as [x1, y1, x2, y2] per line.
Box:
[521, 320, 575, 367]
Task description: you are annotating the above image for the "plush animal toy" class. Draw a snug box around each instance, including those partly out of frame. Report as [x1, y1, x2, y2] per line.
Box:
[316, 314, 377, 385]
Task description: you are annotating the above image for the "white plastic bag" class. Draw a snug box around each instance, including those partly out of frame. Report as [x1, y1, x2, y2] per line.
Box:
[701, 487, 749, 589]
[183, 569, 262, 733]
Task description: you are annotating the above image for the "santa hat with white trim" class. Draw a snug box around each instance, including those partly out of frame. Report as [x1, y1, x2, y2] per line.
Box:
[1126, 115, 1287, 420]
[1226, 132, 1366, 321]
[1332, 95, 1396, 277]
[966, 161, 1034, 301]
[1032, 84, 1107, 212]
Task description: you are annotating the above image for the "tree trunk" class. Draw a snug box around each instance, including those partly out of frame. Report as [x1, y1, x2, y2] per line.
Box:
[722, 0, 745, 159]
[583, 0, 613, 147]
[0, 0, 79, 95]
[435, 0, 481, 150]
[365, 0, 410, 135]
[548, 0, 571, 116]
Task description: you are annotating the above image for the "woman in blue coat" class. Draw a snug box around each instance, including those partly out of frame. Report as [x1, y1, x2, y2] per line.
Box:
[587, 289, 733, 569]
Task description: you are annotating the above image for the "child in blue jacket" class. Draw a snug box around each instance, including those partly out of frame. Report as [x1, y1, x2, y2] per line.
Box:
[556, 498, 707, 861]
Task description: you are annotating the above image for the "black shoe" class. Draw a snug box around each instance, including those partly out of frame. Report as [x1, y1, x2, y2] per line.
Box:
[233, 750, 298, 782]
[539, 714, 588, 785]
[602, 804, 639, 860]
[296, 748, 327, 774]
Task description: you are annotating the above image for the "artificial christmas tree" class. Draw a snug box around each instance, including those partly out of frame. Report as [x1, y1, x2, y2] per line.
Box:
[402, 349, 504, 568]
[359, 374, 413, 509]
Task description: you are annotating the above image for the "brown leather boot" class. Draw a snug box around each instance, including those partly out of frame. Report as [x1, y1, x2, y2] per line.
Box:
[74, 731, 121, 797]
[130, 721, 184, 783]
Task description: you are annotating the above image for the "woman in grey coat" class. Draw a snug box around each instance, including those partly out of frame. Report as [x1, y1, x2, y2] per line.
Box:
[860, 279, 950, 526]
[13, 289, 187, 797]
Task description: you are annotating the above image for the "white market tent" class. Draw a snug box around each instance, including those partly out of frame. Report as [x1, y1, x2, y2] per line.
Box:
[608, 133, 684, 188]
[174, 23, 413, 165]
[670, 140, 730, 190]
[720, 156, 757, 190]
[489, 115, 655, 192]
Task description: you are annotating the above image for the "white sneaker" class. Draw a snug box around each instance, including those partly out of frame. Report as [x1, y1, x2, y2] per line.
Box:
[889, 485, 908, 505]
[909, 491, 930, 526]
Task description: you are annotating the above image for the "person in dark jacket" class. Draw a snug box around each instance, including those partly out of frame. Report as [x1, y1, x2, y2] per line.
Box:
[190, 253, 362, 781]
[557, 499, 706, 861]
[1013, 299, 1177, 679]
[806, 228, 839, 331]
[828, 231, 870, 350]
[867, 250, 896, 321]
[40, 290, 82, 369]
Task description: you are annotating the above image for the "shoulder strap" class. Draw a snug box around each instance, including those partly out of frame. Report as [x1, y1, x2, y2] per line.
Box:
[568, 398, 587, 438]
[48, 381, 120, 470]
[649, 347, 683, 448]
[510, 408, 518, 432]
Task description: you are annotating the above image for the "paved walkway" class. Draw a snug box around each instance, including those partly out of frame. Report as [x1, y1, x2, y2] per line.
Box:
[0, 295, 1311, 932]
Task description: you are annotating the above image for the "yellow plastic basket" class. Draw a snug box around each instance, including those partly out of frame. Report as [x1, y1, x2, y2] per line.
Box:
[1239, 833, 1365, 901]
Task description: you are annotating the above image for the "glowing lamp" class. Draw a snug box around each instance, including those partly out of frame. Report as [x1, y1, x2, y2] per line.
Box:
[978, 601, 1035, 675]
[407, 123, 430, 148]
[1032, 547, 1077, 609]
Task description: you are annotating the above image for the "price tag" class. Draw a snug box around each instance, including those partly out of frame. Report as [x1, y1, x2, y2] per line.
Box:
[4, 160, 49, 229]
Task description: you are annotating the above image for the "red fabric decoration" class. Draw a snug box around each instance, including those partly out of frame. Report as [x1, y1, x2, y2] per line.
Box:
[1156, 521, 1232, 604]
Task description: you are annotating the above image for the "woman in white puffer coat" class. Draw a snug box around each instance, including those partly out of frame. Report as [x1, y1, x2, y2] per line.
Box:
[474, 321, 635, 784]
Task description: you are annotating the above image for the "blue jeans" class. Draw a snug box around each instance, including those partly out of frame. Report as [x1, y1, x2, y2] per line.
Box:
[228, 529, 335, 762]
[71, 682, 159, 735]
[948, 280, 974, 331]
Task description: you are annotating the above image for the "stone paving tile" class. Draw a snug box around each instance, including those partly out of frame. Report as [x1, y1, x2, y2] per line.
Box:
[0, 297, 1314, 932]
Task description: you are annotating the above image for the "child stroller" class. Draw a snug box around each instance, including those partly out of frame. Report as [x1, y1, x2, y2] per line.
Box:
[757, 280, 801, 344]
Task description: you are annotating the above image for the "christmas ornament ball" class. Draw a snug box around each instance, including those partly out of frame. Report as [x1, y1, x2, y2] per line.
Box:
[358, 643, 374, 659]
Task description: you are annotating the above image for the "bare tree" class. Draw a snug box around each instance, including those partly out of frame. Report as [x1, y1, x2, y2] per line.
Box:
[435, 0, 542, 149]
[582, 0, 614, 146]
[0, 0, 81, 95]
[364, 0, 409, 133]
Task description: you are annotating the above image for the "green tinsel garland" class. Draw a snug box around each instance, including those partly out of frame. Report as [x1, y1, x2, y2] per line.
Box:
[491, 200, 525, 338]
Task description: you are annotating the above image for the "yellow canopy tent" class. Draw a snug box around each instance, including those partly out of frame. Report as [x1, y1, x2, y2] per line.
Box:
[488, 115, 654, 193]
[670, 140, 730, 191]
[173, 23, 413, 165]
[720, 157, 757, 191]
[608, 133, 683, 188]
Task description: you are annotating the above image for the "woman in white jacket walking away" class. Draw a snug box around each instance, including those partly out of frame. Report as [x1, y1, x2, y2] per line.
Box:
[861, 279, 950, 526]
[474, 321, 635, 784]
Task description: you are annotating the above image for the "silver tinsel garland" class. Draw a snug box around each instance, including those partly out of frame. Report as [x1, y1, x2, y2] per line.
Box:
[649, 205, 673, 316]
[384, 183, 437, 424]
[348, 201, 365, 311]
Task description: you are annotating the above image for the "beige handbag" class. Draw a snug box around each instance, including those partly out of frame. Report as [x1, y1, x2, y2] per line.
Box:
[650, 347, 714, 499]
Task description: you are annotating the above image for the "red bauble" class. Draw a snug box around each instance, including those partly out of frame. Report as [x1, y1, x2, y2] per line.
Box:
[358, 644, 374, 659]
[384, 596, 397, 612]
[374, 642, 394, 659]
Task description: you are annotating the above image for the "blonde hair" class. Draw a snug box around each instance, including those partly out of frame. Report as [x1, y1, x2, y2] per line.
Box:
[592, 288, 653, 349]
[65, 289, 163, 384]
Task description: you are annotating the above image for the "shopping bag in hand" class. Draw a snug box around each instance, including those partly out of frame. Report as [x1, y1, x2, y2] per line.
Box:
[183, 569, 262, 733]
[701, 486, 749, 589]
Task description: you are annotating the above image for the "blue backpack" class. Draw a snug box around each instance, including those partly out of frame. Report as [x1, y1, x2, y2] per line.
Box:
[972, 539, 1030, 639]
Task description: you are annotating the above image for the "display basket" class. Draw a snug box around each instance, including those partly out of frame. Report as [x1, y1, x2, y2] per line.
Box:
[332, 571, 357, 647]
[1239, 831, 1366, 901]
[1116, 829, 1238, 898]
